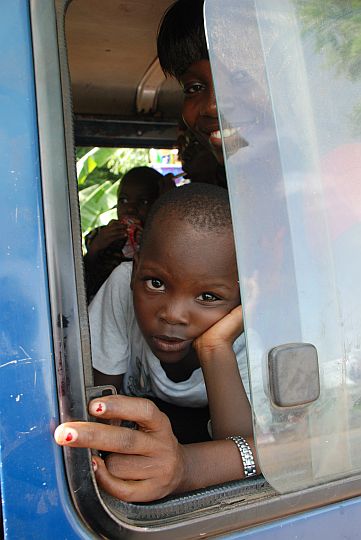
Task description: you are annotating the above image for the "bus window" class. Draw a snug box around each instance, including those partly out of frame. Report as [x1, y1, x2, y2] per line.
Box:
[206, 0, 361, 492]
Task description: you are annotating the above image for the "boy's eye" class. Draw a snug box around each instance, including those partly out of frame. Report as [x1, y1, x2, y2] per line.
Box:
[119, 197, 128, 204]
[145, 279, 165, 291]
[197, 292, 220, 302]
[183, 83, 205, 96]
[139, 199, 149, 205]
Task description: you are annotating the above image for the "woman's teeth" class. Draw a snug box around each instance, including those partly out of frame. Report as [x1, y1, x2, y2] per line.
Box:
[210, 128, 238, 140]
[223, 128, 238, 138]
[210, 130, 222, 140]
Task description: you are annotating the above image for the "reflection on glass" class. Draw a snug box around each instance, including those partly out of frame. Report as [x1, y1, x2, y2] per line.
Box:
[205, 0, 361, 492]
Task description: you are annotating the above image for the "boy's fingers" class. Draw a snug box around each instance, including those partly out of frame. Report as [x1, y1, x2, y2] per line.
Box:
[229, 305, 244, 330]
[104, 453, 157, 480]
[94, 455, 179, 502]
[207, 304, 243, 336]
[94, 461, 164, 502]
[228, 304, 243, 319]
[54, 421, 153, 455]
[194, 304, 244, 354]
[91, 455, 139, 501]
[216, 304, 243, 333]
[88, 395, 170, 432]
[104, 225, 127, 238]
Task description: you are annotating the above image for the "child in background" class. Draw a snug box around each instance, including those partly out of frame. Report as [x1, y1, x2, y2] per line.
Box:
[55, 183, 258, 502]
[84, 166, 162, 301]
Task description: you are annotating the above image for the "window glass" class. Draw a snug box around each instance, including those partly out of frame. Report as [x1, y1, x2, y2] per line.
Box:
[205, 0, 361, 492]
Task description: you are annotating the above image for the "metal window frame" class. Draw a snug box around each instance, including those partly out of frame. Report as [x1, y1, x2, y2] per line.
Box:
[74, 114, 179, 149]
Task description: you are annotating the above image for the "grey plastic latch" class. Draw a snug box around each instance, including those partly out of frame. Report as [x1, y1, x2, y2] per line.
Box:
[268, 343, 320, 407]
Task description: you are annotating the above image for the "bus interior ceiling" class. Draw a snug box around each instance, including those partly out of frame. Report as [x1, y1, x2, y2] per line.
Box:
[65, 0, 183, 148]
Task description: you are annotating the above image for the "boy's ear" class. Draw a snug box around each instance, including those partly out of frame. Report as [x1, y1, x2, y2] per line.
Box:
[130, 252, 139, 290]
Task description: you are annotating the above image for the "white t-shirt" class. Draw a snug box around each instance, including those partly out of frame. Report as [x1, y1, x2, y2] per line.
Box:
[89, 262, 250, 408]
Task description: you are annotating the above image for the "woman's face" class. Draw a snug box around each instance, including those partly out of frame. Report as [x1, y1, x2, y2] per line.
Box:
[179, 60, 225, 165]
[180, 59, 267, 166]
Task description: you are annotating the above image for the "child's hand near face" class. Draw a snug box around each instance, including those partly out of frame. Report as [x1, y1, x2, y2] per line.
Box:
[193, 305, 253, 441]
[193, 304, 244, 358]
[86, 218, 142, 261]
[86, 220, 128, 260]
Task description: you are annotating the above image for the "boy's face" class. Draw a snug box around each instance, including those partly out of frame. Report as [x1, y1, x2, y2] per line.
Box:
[131, 215, 240, 365]
[180, 59, 225, 166]
[117, 177, 158, 224]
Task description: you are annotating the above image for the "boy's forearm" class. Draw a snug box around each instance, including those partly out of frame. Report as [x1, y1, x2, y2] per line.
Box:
[176, 438, 259, 493]
[199, 345, 253, 440]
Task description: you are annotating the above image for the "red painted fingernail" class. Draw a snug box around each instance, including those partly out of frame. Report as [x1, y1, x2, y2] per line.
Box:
[91, 401, 106, 415]
[92, 459, 98, 472]
[54, 425, 78, 445]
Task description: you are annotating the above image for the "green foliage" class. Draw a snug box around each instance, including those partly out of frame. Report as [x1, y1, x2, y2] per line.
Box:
[297, 0, 361, 135]
[297, 0, 361, 81]
[77, 147, 120, 187]
[75, 147, 92, 160]
[78, 180, 119, 237]
[107, 147, 150, 175]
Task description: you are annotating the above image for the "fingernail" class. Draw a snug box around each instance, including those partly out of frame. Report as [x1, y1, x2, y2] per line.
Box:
[90, 401, 106, 415]
[92, 459, 98, 472]
[54, 425, 78, 444]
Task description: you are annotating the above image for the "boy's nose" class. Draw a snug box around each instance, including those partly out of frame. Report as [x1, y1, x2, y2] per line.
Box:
[159, 299, 188, 326]
[124, 201, 138, 214]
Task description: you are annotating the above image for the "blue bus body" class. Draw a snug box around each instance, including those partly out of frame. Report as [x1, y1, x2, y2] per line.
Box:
[1, 1, 361, 538]
[0, 2, 92, 538]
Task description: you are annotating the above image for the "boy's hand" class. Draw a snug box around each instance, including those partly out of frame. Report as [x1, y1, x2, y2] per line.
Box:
[86, 220, 129, 259]
[193, 305, 244, 358]
[54, 395, 186, 502]
[193, 305, 250, 439]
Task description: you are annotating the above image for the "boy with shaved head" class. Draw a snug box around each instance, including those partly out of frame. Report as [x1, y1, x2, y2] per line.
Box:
[55, 184, 258, 502]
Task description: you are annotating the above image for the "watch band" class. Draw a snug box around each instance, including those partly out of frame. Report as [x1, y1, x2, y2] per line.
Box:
[227, 435, 257, 478]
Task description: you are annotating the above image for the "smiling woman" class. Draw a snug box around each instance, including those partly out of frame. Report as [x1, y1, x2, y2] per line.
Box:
[157, 0, 227, 164]
[180, 60, 224, 164]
